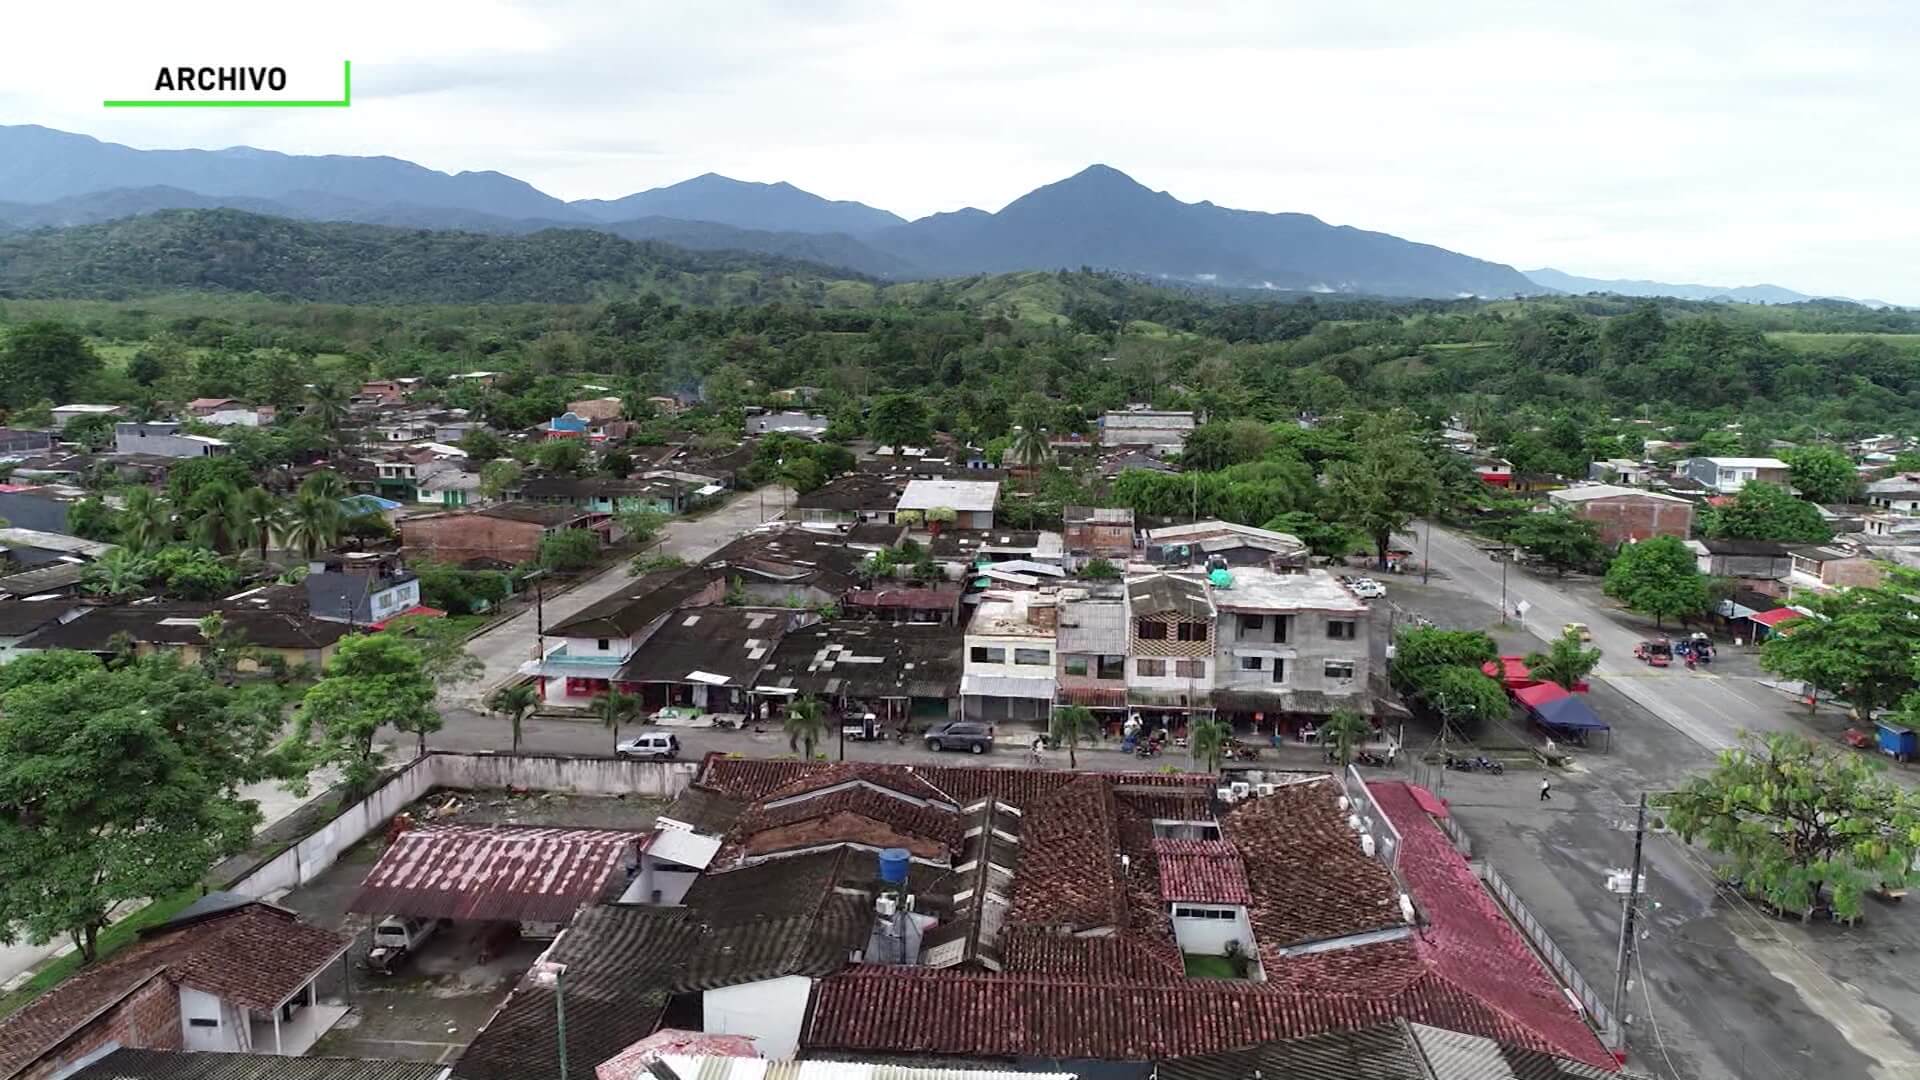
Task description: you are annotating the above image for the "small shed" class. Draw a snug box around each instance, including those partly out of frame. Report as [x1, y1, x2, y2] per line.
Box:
[349, 824, 645, 931]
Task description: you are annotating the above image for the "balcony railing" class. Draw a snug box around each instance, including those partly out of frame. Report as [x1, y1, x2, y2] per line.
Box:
[536, 644, 627, 670]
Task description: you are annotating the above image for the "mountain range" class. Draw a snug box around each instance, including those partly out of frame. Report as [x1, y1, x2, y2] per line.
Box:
[0, 123, 1872, 304]
[1520, 267, 1890, 309]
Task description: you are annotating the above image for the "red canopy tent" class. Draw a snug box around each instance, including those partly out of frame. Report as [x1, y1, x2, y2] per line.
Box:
[1484, 656, 1588, 693]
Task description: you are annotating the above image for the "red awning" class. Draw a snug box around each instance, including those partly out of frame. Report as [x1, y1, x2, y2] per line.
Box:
[1482, 656, 1536, 688]
[371, 605, 447, 630]
[1748, 607, 1801, 629]
[1513, 681, 1572, 710]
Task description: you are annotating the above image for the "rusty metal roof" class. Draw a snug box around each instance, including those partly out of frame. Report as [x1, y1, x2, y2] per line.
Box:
[349, 824, 644, 923]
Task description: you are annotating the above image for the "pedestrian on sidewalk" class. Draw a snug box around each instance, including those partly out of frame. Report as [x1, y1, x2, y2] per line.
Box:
[1539, 778, 1552, 802]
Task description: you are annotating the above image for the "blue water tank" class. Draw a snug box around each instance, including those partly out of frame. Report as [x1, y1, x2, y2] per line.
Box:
[878, 848, 910, 885]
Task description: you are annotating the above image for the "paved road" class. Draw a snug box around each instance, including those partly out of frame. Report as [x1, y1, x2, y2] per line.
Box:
[1399, 528, 1920, 1080]
[1422, 523, 1805, 752]
[442, 487, 789, 710]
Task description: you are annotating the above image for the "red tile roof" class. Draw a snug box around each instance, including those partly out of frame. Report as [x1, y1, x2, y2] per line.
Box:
[1152, 839, 1253, 904]
[1007, 775, 1128, 930]
[803, 956, 1598, 1062]
[696, 755, 1211, 811]
[0, 904, 350, 1080]
[725, 786, 964, 863]
[1366, 780, 1615, 1069]
[1748, 606, 1802, 628]
[1221, 779, 1405, 950]
[348, 824, 643, 923]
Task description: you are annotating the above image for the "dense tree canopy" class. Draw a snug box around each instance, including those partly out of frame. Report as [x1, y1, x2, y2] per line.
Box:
[1702, 481, 1833, 543]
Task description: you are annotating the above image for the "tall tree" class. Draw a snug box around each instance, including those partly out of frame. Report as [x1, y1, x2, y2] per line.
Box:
[1009, 424, 1051, 490]
[1603, 535, 1710, 629]
[783, 695, 827, 759]
[1663, 733, 1920, 921]
[237, 486, 284, 562]
[306, 375, 353, 442]
[0, 654, 284, 961]
[868, 394, 931, 452]
[1784, 446, 1863, 504]
[479, 459, 524, 501]
[1761, 568, 1920, 725]
[117, 486, 174, 553]
[1525, 629, 1602, 691]
[1325, 414, 1437, 569]
[292, 634, 438, 794]
[595, 688, 643, 749]
[280, 487, 345, 559]
[1322, 708, 1372, 766]
[387, 615, 485, 690]
[0, 320, 102, 408]
[1505, 509, 1603, 575]
[1189, 716, 1231, 774]
[486, 683, 540, 754]
[1048, 705, 1097, 769]
[185, 481, 249, 555]
[1702, 481, 1832, 543]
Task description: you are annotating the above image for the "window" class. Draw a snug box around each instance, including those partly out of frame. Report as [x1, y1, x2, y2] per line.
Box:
[1175, 659, 1206, 679]
[1271, 658, 1288, 683]
[1324, 660, 1357, 681]
[1137, 658, 1167, 677]
[1177, 621, 1209, 643]
[188, 1017, 219, 1028]
[1327, 620, 1357, 641]
[1136, 620, 1168, 640]
[970, 646, 1006, 664]
[1097, 655, 1126, 680]
[1014, 648, 1051, 666]
[1238, 614, 1264, 636]
[1239, 655, 1264, 672]
[1064, 656, 1089, 677]
[1273, 616, 1290, 644]
[1173, 905, 1237, 920]
[596, 638, 610, 651]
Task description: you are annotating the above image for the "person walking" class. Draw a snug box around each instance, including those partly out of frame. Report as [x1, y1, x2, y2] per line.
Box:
[1539, 778, 1552, 802]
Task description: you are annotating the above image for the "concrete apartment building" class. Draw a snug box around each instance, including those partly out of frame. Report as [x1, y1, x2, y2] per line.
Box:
[959, 589, 1058, 722]
[1545, 484, 1695, 546]
[1209, 566, 1373, 729]
[1100, 408, 1197, 457]
[1125, 572, 1216, 727]
[113, 422, 230, 459]
[1683, 456, 1789, 494]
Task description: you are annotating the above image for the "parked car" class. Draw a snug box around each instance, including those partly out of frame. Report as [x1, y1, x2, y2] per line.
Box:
[1348, 578, 1386, 599]
[616, 731, 681, 761]
[924, 721, 994, 754]
[372, 915, 439, 954]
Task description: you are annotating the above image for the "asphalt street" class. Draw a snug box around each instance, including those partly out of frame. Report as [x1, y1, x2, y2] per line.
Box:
[441, 486, 789, 711]
[1421, 523, 1811, 752]
[1398, 525, 1920, 1080]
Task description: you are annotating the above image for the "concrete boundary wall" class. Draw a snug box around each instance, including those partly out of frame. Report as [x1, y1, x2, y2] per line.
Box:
[225, 753, 697, 898]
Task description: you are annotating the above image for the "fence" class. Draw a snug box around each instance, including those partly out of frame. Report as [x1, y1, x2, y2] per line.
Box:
[1479, 856, 1622, 1053]
[1342, 764, 1404, 869]
[221, 752, 698, 898]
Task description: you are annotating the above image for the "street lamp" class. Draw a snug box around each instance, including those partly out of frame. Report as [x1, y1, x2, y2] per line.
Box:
[531, 959, 568, 1080]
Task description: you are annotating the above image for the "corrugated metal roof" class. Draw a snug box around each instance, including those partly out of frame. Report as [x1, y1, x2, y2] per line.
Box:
[647, 1057, 1072, 1080]
[349, 824, 643, 923]
[1411, 1023, 1633, 1078]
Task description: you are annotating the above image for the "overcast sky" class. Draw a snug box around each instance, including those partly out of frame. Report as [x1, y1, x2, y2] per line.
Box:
[6, 1, 1917, 302]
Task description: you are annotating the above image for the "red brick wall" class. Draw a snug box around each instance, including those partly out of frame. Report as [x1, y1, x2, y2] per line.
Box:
[21, 976, 183, 1080]
[1569, 496, 1695, 547]
[400, 514, 544, 565]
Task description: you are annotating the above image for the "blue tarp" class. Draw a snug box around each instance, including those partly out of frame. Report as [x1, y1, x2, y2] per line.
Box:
[341, 494, 402, 514]
[1531, 694, 1609, 731]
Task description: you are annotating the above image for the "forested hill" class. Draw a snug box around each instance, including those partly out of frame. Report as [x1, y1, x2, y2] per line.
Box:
[0, 209, 877, 305]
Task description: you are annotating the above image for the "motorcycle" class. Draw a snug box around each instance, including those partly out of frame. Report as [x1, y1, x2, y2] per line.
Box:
[1135, 740, 1163, 759]
[1354, 750, 1388, 768]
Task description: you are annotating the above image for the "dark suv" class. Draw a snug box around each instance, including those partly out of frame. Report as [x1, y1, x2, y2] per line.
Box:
[924, 721, 994, 754]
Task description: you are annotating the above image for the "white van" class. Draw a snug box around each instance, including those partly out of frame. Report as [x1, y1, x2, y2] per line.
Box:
[372, 915, 438, 952]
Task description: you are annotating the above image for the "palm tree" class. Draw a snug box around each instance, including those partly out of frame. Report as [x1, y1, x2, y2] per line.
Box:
[1049, 705, 1098, 769]
[783, 695, 827, 759]
[238, 486, 284, 562]
[1190, 716, 1231, 774]
[1009, 425, 1051, 491]
[300, 469, 349, 501]
[1526, 629, 1603, 691]
[118, 487, 174, 553]
[308, 376, 352, 442]
[187, 481, 249, 554]
[1322, 708, 1373, 767]
[487, 683, 540, 754]
[280, 486, 345, 559]
[595, 688, 642, 749]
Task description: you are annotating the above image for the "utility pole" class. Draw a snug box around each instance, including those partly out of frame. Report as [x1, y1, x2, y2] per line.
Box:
[1612, 793, 1649, 1036]
[1421, 519, 1432, 585]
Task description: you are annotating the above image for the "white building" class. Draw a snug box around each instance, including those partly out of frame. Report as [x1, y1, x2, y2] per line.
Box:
[897, 479, 1000, 530]
[961, 589, 1058, 722]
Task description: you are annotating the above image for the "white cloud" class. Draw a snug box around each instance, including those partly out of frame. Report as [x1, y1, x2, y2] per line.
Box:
[2, 0, 1916, 301]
